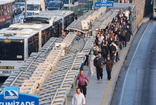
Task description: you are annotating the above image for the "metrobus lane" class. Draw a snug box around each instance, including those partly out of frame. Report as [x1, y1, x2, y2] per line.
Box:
[117, 20, 156, 105]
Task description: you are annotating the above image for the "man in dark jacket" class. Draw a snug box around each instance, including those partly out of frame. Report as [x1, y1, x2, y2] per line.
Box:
[101, 41, 109, 61]
[109, 42, 116, 62]
[103, 56, 114, 80]
[94, 53, 104, 80]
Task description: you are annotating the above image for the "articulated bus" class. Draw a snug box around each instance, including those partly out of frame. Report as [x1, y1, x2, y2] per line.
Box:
[24, 10, 75, 35]
[153, 0, 156, 18]
[0, 19, 60, 76]
[0, 11, 75, 76]
[39, 10, 75, 29]
[0, 1, 13, 29]
[23, 15, 63, 37]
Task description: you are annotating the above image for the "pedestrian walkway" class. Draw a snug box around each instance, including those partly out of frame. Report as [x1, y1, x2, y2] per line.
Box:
[67, 47, 127, 105]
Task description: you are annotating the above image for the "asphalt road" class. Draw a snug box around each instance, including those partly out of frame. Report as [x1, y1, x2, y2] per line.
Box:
[111, 20, 156, 105]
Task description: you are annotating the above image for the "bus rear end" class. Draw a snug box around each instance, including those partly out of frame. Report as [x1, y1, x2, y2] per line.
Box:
[0, 39, 25, 76]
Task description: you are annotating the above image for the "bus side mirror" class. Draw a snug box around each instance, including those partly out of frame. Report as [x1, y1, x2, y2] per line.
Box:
[40, 8, 42, 11]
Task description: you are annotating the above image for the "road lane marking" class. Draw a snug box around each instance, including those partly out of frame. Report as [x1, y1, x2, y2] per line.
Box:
[119, 20, 152, 105]
[101, 61, 118, 105]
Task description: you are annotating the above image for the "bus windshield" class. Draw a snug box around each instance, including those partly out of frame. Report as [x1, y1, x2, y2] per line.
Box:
[27, 4, 40, 11]
[48, 2, 60, 7]
[0, 39, 24, 60]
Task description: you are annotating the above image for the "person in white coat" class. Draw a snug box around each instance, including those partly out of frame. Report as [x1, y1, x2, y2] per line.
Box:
[72, 88, 85, 105]
[89, 51, 96, 76]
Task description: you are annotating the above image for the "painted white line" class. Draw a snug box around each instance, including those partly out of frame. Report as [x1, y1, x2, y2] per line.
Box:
[119, 20, 152, 105]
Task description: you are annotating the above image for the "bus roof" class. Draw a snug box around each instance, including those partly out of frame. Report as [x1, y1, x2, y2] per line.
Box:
[27, 0, 43, 4]
[9, 23, 52, 31]
[39, 10, 74, 17]
[28, 15, 62, 21]
[23, 15, 62, 24]
[0, 28, 39, 39]
[0, 1, 13, 5]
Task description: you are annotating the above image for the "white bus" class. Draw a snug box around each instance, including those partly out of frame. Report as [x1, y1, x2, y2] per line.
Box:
[153, 0, 156, 18]
[27, 0, 45, 15]
[0, 11, 75, 76]
[39, 10, 75, 30]
[24, 10, 75, 35]
[0, 20, 59, 76]
[23, 15, 63, 37]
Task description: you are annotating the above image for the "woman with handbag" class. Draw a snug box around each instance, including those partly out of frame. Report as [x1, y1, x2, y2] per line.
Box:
[75, 70, 89, 97]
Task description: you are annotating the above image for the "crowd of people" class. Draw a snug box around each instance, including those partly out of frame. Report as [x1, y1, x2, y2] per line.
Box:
[72, 9, 132, 105]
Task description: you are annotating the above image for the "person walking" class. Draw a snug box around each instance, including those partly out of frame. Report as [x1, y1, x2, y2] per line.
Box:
[101, 41, 109, 61]
[109, 42, 117, 62]
[75, 70, 89, 97]
[94, 53, 104, 80]
[72, 87, 85, 105]
[89, 51, 96, 76]
[103, 56, 114, 80]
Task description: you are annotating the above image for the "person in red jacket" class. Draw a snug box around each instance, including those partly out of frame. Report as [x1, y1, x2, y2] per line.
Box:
[103, 56, 114, 80]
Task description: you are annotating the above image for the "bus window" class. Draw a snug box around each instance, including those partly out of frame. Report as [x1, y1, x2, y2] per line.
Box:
[0, 6, 2, 16]
[1, 5, 4, 16]
[7, 5, 11, 14]
[0, 39, 24, 60]
[28, 34, 39, 56]
[27, 4, 40, 11]
[42, 30, 47, 46]
[4, 5, 7, 15]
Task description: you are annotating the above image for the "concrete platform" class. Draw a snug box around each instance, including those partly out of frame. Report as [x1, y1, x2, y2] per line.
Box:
[66, 17, 151, 105]
[66, 44, 129, 105]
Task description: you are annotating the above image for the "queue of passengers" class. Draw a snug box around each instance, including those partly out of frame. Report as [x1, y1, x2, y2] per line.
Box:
[88, 9, 132, 81]
[92, 9, 132, 63]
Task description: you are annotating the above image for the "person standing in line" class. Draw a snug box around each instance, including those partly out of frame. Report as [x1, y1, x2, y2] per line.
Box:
[89, 51, 96, 76]
[72, 88, 85, 105]
[94, 53, 104, 80]
[103, 56, 114, 80]
[75, 70, 89, 97]
[109, 42, 117, 62]
[101, 41, 109, 61]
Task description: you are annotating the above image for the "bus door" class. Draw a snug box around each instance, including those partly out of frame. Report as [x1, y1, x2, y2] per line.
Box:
[41, 27, 52, 46]
[28, 33, 39, 56]
[59, 20, 62, 35]
[54, 22, 59, 37]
